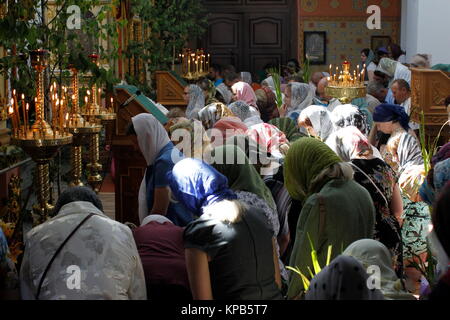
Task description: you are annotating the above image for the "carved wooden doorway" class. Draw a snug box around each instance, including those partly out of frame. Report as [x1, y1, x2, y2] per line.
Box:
[201, 0, 298, 80]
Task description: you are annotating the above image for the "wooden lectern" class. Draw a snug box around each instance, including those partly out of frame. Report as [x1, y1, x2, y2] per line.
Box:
[155, 71, 188, 109]
[112, 85, 168, 225]
[410, 68, 450, 145]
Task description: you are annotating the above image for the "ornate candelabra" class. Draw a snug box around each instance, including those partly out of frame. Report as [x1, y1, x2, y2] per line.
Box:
[178, 48, 210, 81]
[66, 65, 102, 188]
[325, 61, 367, 104]
[9, 49, 72, 225]
[81, 53, 116, 193]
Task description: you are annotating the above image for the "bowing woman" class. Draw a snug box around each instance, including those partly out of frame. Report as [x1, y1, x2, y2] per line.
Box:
[168, 158, 283, 300]
[127, 113, 194, 226]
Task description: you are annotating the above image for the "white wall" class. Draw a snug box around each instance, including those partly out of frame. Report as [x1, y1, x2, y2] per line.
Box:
[401, 0, 450, 65]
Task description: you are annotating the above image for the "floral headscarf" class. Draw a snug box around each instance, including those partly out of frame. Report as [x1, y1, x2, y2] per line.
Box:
[326, 126, 377, 162]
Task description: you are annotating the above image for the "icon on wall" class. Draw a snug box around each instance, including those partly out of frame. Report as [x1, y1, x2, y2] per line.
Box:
[304, 31, 327, 65]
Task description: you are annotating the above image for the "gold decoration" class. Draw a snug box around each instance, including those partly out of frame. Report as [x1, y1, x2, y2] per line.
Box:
[9, 50, 72, 224]
[325, 61, 366, 104]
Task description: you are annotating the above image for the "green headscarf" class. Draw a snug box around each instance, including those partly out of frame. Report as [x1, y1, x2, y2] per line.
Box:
[211, 144, 277, 211]
[284, 138, 341, 202]
[269, 117, 305, 142]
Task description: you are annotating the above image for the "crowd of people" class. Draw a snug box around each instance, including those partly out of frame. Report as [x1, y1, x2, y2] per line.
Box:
[1, 45, 449, 301]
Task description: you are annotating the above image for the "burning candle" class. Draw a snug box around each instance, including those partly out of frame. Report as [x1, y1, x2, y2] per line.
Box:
[21, 94, 27, 134]
[8, 105, 16, 130]
[26, 103, 30, 132]
[12, 94, 21, 127]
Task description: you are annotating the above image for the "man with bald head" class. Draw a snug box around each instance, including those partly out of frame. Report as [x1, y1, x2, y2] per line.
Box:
[313, 77, 341, 111]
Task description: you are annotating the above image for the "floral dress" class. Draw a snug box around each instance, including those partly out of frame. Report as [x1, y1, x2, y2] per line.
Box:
[351, 158, 403, 276]
[380, 127, 431, 261]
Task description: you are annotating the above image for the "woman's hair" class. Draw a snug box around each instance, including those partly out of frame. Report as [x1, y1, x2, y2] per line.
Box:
[202, 199, 246, 224]
[389, 44, 406, 60]
[310, 162, 354, 191]
[361, 48, 370, 57]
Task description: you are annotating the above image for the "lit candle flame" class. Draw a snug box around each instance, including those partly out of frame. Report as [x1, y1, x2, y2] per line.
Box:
[21, 93, 25, 100]
[26, 103, 29, 111]
[8, 106, 13, 114]
[87, 90, 91, 95]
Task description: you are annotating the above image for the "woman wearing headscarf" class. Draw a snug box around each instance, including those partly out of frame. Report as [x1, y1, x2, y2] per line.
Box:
[169, 119, 212, 161]
[326, 126, 404, 275]
[196, 78, 219, 105]
[168, 158, 283, 300]
[373, 103, 431, 294]
[211, 145, 288, 281]
[361, 48, 377, 82]
[305, 255, 384, 300]
[330, 104, 370, 136]
[343, 239, 415, 300]
[255, 86, 280, 122]
[280, 82, 313, 121]
[240, 71, 261, 91]
[228, 101, 290, 159]
[212, 117, 248, 147]
[127, 114, 194, 226]
[183, 84, 205, 119]
[420, 143, 450, 205]
[375, 57, 411, 105]
[195, 102, 235, 129]
[298, 105, 335, 143]
[284, 138, 376, 299]
[269, 118, 305, 142]
[231, 81, 259, 111]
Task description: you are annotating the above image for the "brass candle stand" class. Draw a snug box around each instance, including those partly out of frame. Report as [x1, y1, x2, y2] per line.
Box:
[179, 48, 210, 81]
[67, 65, 102, 188]
[9, 49, 73, 225]
[81, 54, 116, 193]
[325, 61, 367, 104]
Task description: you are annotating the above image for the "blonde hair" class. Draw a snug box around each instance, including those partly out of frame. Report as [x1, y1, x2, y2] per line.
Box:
[202, 199, 246, 224]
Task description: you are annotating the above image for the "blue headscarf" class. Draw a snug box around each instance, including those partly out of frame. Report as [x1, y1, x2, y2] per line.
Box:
[167, 158, 238, 215]
[373, 103, 410, 131]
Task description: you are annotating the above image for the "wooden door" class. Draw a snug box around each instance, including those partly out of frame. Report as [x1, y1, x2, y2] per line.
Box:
[202, 0, 297, 78]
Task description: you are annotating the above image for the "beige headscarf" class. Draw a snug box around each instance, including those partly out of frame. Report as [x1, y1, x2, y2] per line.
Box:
[343, 239, 416, 300]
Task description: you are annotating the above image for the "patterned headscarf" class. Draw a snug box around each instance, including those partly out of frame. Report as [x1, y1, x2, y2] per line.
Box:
[326, 126, 376, 162]
[284, 137, 341, 202]
[169, 119, 212, 160]
[196, 102, 235, 129]
[331, 104, 369, 136]
[167, 158, 237, 215]
[211, 144, 277, 211]
[298, 105, 335, 142]
[287, 82, 313, 118]
[228, 100, 252, 122]
[420, 146, 450, 205]
[186, 84, 205, 119]
[231, 81, 258, 108]
[305, 255, 385, 300]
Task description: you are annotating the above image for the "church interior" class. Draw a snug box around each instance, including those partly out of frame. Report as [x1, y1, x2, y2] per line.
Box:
[0, 0, 450, 302]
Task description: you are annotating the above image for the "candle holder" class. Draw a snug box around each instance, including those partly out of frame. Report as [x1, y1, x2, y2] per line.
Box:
[67, 65, 102, 188]
[80, 54, 117, 193]
[325, 61, 367, 104]
[9, 49, 73, 225]
[179, 48, 210, 81]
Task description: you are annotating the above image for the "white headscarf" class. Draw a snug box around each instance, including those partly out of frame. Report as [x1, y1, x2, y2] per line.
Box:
[186, 84, 205, 119]
[132, 113, 171, 223]
[287, 82, 313, 117]
[262, 76, 275, 90]
[299, 105, 335, 142]
[343, 239, 416, 300]
[240, 71, 252, 85]
[376, 58, 411, 85]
